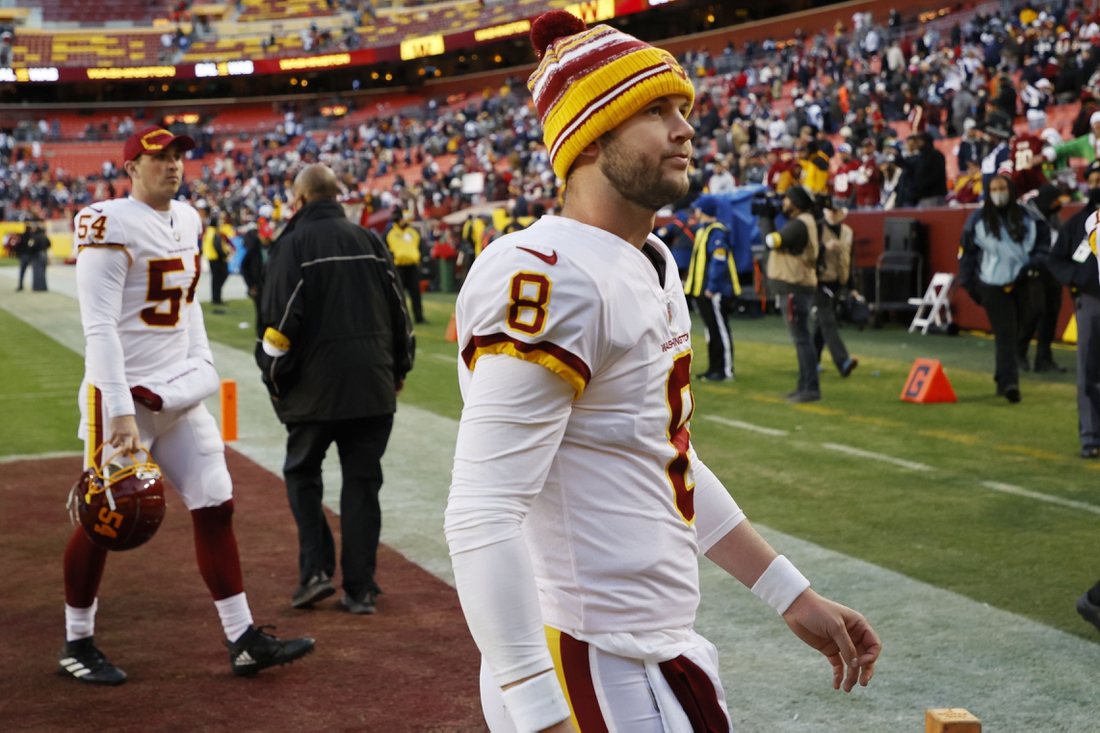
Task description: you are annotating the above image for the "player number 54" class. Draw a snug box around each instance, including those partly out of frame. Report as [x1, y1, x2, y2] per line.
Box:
[76, 214, 107, 241]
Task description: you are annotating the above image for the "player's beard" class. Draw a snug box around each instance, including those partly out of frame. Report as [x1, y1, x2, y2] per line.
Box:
[599, 136, 690, 211]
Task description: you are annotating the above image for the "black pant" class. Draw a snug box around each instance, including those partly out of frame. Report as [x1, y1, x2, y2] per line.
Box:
[695, 293, 733, 378]
[31, 252, 47, 291]
[1076, 295, 1100, 448]
[812, 284, 850, 371]
[16, 254, 32, 290]
[250, 295, 264, 338]
[1017, 271, 1062, 364]
[283, 414, 394, 600]
[979, 282, 1031, 393]
[209, 259, 229, 304]
[397, 264, 424, 322]
[780, 291, 819, 395]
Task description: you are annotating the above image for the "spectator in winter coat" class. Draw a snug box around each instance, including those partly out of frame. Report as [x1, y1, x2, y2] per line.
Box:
[909, 133, 948, 206]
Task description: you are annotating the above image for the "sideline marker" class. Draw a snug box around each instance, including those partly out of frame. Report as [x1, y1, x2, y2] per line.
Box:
[445, 312, 458, 342]
[220, 379, 238, 442]
[901, 359, 957, 404]
[925, 708, 981, 732]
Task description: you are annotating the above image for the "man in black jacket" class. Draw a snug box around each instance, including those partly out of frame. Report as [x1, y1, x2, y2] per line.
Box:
[909, 132, 947, 207]
[1043, 161, 1100, 638]
[256, 164, 415, 616]
[1043, 160, 1100, 458]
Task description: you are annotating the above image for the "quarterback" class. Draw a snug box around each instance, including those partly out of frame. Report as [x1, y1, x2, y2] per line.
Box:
[445, 14, 881, 732]
[62, 125, 314, 685]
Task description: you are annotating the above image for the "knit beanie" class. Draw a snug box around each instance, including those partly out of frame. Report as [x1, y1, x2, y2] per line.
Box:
[527, 11, 695, 182]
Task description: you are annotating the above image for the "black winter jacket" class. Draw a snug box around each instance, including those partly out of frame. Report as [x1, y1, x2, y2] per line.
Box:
[256, 199, 415, 423]
[1043, 204, 1100, 299]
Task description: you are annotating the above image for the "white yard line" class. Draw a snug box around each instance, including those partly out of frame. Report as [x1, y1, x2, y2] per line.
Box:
[820, 441, 934, 471]
[702, 415, 789, 437]
[982, 481, 1100, 515]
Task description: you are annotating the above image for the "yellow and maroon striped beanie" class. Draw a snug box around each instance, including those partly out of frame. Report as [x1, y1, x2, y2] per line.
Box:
[527, 11, 695, 182]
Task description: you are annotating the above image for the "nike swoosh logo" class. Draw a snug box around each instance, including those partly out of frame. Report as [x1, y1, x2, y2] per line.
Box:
[90, 207, 103, 213]
[517, 247, 557, 266]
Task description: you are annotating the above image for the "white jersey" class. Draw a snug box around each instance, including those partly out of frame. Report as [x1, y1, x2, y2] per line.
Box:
[74, 197, 208, 420]
[456, 215, 716, 633]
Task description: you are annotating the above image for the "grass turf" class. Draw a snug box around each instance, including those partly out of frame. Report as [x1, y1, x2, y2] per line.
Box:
[0, 307, 83, 455]
[88, 296, 1100, 640]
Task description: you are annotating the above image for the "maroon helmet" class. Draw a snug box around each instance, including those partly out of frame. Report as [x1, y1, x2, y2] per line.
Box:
[68, 448, 166, 551]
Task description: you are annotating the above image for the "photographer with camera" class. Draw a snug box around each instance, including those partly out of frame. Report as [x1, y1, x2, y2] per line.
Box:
[814, 199, 859, 378]
[761, 185, 822, 403]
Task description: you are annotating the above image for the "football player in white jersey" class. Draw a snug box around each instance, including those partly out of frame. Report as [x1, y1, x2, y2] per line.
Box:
[61, 125, 314, 685]
[445, 14, 881, 732]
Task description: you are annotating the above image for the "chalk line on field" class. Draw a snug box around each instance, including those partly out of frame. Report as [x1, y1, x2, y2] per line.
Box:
[819, 441, 933, 471]
[703, 415, 789, 437]
[982, 481, 1100, 515]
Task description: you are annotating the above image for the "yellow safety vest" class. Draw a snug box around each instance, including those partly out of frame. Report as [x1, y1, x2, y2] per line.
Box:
[684, 222, 741, 297]
[386, 224, 422, 266]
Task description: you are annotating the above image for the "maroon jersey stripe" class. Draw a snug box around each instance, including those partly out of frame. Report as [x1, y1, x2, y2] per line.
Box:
[658, 654, 729, 732]
[559, 632, 608, 733]
[461, 332, 592, 385]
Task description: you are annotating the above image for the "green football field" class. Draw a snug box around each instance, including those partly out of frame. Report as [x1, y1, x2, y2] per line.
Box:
[5, 292, 1099, 643]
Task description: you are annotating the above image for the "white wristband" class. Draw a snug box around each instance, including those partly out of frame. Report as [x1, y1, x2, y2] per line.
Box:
[500, 669, 571, 733]
[751, 555, 810, 614]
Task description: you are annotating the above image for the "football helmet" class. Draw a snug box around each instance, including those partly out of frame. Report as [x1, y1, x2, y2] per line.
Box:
[67, 447, 166, 551]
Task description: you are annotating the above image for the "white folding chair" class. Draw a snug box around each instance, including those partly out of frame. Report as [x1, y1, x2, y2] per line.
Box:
[908, 272, 955, 334]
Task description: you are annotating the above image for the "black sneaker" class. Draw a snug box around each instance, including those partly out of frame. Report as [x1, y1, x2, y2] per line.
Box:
[787, 390, 822, 404]
[338, 590, 378, 615]
[225, 625, 315, 677]
[1081, 446, 1100, 459]
[291, 571, 335, 609]
[1004, 385, 1021, 403]
[696, 372, 732, 382]
[1076, 593, 1100, 634]
[58, 637, 127, 686]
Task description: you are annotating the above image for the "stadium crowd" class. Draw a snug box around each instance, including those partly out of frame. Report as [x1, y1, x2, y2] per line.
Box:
[4, 1, 1100, 246]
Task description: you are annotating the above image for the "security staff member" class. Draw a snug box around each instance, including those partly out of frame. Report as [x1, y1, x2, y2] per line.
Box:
[257, 165, 415, 615]
[764, 185, 821, 402]
[685, 195, 740, 381]
[1043, 160, 1100, 458]
[814, 199, 858, 377]
[385, 208, 426, 324]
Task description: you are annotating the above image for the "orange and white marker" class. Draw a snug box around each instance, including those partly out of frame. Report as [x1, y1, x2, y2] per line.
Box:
[220, 379, 238, 442]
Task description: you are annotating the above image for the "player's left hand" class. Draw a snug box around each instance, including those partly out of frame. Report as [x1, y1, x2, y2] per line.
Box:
[781, 589, 881, 692]
[108, 414, 142, 454]
[395, 378, 405, 394]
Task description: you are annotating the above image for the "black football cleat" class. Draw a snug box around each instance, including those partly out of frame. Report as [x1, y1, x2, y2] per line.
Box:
[59, 637, 127, 686]
[226, 625, 315, 677]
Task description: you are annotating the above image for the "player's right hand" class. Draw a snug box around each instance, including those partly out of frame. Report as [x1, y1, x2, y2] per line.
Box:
[108, 415, 141, 454]
[782, 589, 881, 693]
